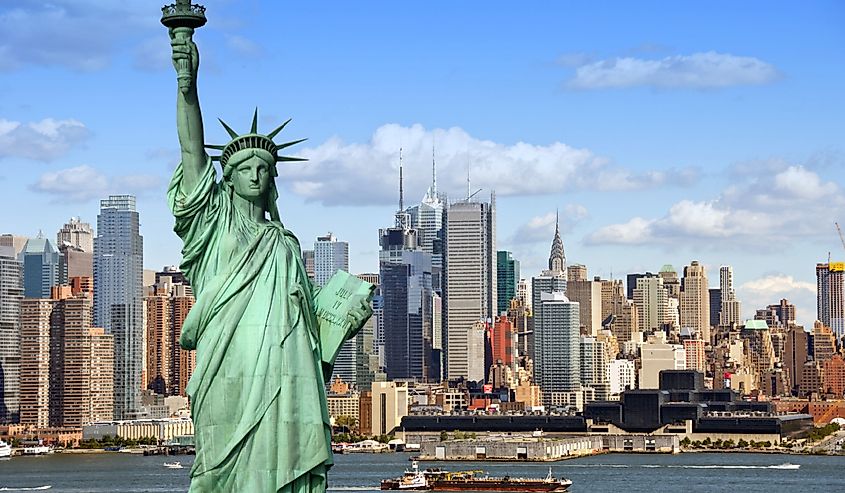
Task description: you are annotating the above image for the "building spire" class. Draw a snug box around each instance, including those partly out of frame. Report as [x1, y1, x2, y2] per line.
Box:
[549, 208, 565, 273]
[399, 147, 404, 212]
[466, 157, 471, 201]
[432, 142, 437, 196]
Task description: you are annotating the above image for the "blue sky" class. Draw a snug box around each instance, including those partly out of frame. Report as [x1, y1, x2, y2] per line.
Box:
[1, 1, 844, 326]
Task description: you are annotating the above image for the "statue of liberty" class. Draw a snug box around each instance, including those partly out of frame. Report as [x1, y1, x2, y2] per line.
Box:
[165, 17, 373, 492]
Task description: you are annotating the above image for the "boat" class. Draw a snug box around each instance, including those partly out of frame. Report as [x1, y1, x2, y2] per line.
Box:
[22, 445, 51, 456]
[163, 461, 184, 469]
[381, 461, 572, 492]
[0, 440, 11, 459]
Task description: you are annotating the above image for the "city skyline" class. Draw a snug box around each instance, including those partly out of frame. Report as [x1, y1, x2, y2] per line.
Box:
[1, 2, 844, 328]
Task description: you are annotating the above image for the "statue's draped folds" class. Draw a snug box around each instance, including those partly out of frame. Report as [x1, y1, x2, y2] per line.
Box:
[168, 157, 332, 491]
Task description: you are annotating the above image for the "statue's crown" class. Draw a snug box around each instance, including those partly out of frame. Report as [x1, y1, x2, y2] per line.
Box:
[206, 108, 306, 168]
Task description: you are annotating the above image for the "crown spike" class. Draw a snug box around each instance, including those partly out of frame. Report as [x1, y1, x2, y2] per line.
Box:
[266, 118, 292, 140]
[218, 119, 239, 139]
[275, 138, 308, 151]
[251, 107, 259, 134]
[204, 144, 226, 150]
[276, 156, 308, 162]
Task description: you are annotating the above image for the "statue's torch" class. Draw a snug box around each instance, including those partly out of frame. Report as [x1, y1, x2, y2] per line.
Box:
[161, 0, 207, 94]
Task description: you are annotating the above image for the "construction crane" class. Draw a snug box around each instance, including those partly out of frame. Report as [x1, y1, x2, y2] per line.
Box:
[837, 222, 845, 253]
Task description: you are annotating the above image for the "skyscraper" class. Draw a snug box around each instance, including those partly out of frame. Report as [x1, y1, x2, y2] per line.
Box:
[680, 261, 710, 341]
[381, 250, 435, 381]
[535, 291, 580, 405]
[0, 246, 23, 423]
[94, 195, 144, 420]
[314, 233, 349, 287]
[532, 219, 568, 386]
[407, 146, 446, 293]
[19, 234, 64, 299]
[817, 262, 845, 339]
[633, 275, 670, 333]
[719, 265, 742, 327]
[496, 251, 519, 315]
[443, 194, 496, 381]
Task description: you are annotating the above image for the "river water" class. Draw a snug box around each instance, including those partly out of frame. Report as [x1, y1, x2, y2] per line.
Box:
[0, 452, 842, 492]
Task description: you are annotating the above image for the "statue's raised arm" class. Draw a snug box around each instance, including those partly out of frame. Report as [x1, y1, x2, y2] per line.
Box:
[170, 27, 206, 193]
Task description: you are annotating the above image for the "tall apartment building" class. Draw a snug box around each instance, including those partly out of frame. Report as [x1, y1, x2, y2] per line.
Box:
[567, 278, 602, 336]
[20, 282, 114, 427]
[0, 246, 23, 423]
[19, 298, 54, 427]
[19, 235, 64, 299]
[817, 262, 845, 339]
[314, 233, 349, 287]
[580, 336, 609, 401]
[719, 265, 742, 327]
[741, 320, 776, 392]
[443, 196, 496, 381]
[496, 251, 519, 315]
[535, 291, 580, 405]
[812, 321, 837, 363]
[680, 261, 710, 342]
[93, 195, 144, 420]
[633, 275, 670, 333]
[491, 314, 516, 369]
[144, 272, 195, 397]
[784, 325, 808, 392]
[531, 217, 568, 377]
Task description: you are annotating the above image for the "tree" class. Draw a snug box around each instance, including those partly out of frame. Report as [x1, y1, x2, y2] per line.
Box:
[722, 439, 735, 449]
[439, 431, 449, 442]
[680, 437, 691, 448]
[737, 439, 749, 448]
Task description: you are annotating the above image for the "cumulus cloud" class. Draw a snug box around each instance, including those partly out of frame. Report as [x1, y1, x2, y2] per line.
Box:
[508, 205, 589, 245]
[0, 118, 89, 161]
[738, 274, 817, 327]
[282, 124, 699, 206]
[31, 165, 162, 202]
[586, 164, 842, 246]
[566, 51, 779, 90]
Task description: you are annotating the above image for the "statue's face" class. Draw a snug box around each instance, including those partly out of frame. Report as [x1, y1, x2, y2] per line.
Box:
[231, 155, 272, 202]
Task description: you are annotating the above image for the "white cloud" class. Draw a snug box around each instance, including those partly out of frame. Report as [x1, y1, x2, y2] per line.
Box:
[738, 274, 817, 327]
[0, 118, 89, 161]
[566, 51, 779, 90]
[586, 163, 843, 247]
[281, 124, 698, 206]
[31, 165, 161, 202]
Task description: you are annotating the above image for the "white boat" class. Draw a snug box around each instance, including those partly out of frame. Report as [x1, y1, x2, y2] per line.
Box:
[0, 440, 11, 458]
[163, 461, 184, 469]
[22, 445, 51, 456]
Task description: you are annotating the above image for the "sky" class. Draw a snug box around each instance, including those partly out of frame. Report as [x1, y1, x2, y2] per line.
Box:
[1, 1, 844, 327]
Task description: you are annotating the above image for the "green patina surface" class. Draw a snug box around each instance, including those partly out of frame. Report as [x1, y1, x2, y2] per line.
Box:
[164, 5, 373, 491]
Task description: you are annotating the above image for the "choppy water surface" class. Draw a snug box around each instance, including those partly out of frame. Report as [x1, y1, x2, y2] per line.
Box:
[0, 451, 842, 492]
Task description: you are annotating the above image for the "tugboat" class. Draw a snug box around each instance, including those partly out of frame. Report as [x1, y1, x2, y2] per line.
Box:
[381, 461, 572, 492]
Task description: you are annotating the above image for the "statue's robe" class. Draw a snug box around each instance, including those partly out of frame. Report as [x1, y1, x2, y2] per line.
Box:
[169, 159, 332, 492]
